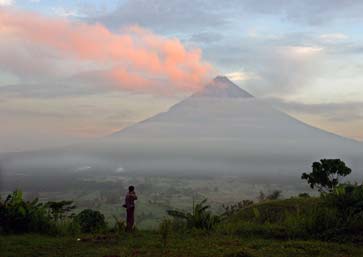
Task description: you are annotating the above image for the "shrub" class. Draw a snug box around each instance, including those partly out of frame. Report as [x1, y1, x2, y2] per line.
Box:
[324, 184, 363, 216]
[52, 219, 81, 236]
[65, 219, 82, 235]
[76, 209, 106, 233]
[282, 205, 339, 239]
[167, 199, 220, 231]
[323, 184, 363, 234]
[0, 190, 52, 233]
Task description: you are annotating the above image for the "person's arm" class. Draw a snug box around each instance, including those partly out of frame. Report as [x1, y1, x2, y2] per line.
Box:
[131, 192, 138, 200]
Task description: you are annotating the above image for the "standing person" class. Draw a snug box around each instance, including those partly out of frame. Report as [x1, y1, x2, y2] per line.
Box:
[124, 185, 137, 232]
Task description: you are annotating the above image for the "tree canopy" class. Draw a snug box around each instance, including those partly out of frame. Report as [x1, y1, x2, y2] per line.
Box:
[301, 159, 352, 192]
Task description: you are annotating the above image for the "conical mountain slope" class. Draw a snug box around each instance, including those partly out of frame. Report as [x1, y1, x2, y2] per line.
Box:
[2, 76, 362, 179]
[112, 76, 357, 148]
[106, 76, 362, 176]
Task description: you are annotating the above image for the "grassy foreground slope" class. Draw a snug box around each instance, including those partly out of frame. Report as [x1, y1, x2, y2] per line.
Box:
[2, 181, 363, 257]
[1, 233, 363, 257]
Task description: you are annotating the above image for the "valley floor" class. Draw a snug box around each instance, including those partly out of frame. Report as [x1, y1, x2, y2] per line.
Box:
[1, 233, 362, 257]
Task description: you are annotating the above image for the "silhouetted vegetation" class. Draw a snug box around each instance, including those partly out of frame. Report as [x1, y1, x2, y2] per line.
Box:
[0, 190, 52, 234]
[302, 159, 352, 192]
[46, 200, 76, 222]
[75, 209, 106, 233]
[258, 190, 282, 201]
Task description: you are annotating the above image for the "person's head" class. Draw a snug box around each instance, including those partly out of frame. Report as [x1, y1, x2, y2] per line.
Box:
[128, 185, 135, 192]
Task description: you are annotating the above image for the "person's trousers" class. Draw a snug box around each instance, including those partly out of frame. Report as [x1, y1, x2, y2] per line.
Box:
[126, 207, 135, 231]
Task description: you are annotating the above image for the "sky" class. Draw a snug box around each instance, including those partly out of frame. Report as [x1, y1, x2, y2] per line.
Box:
[0, 0, 362, 152]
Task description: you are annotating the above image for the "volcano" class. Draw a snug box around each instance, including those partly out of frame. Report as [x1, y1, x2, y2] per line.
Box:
[1, 76, 362, 179]
[112, 76, 358, 146]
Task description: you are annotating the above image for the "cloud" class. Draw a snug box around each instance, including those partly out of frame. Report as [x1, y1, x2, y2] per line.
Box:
[0, 0, 13, 6]
[239, 0, 363, 26]
[240, 45, 324, 96]
[0, 81, 105, 98]
[225, 71, 258, 82]
[319, 33, 348, 43]
[51, 7, 84, 18]
[0, 8, 213, 95]
[190, 31, 223, 44]
[268, 98, 363, 122]
[268, 98, 363, 141]
[84, 0, 363, 101]
[93, 0, 230, 33]
[92, 0, 363, 33]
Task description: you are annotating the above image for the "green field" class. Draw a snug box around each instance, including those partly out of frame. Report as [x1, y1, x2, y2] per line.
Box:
[1, 233, 363, 257]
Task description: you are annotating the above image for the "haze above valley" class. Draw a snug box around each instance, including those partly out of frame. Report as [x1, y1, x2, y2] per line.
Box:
[1, 1, 363, 154]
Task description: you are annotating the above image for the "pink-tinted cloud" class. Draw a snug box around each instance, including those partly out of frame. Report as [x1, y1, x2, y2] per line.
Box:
[0, 8, 213, 93]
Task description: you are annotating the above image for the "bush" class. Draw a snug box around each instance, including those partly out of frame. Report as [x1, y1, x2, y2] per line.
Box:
[0, 190, 112, 235]
[65, 219, 82, 235]
[222, 188, 363, 241]
[167, 199, 221, 231]
[52, 219, 81, 236]
[324, 184, 363, 216]
[0, 190, 53, 233]
[76, 209, 106, 233]
[323, 184, 363, 234]
[282, 205, 339, 239]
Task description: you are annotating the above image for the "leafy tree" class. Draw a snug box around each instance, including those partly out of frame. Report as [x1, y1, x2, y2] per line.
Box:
[301, 159, 352, 192]
[76, 209, 106, 233]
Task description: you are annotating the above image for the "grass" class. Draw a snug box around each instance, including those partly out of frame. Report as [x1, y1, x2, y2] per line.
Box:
[1, 232, 363, 257]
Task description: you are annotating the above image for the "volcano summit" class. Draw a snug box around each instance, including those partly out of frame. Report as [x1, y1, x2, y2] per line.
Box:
[1, 76, 363, 179]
